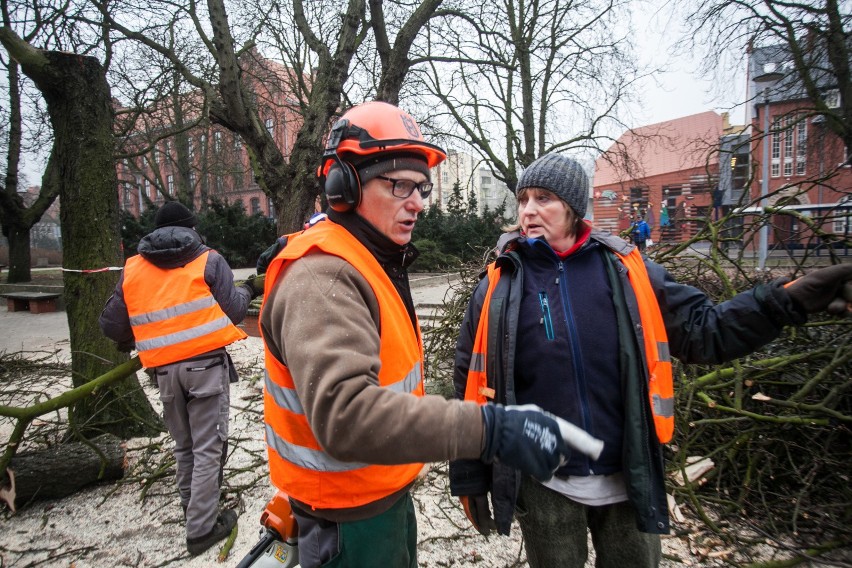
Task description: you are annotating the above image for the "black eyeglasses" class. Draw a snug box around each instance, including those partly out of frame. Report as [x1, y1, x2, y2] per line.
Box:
[374, 175, 433, 200]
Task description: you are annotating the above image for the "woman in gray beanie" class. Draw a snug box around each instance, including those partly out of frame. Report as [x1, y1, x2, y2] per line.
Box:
[450, 153, 852, 567]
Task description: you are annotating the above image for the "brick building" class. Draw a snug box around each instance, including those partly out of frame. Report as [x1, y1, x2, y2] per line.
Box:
[747, 45, 851, 255]
[592, 112, 729, 244]
[115, 54, 302, 220]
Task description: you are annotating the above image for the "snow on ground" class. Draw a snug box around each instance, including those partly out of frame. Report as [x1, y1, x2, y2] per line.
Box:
[0, 335, 831, 567]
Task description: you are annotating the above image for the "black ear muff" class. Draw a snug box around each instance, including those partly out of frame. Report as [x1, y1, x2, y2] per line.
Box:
[323, 159, 361, 212]
[320, 118, 362, 212]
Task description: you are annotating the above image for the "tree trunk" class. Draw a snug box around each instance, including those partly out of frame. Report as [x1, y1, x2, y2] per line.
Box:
[0, 27, 162, 439]
[5, 434, 126, 511]
[5, 223, 31, 283]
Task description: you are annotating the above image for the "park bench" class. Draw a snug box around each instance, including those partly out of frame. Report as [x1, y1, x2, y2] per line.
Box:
[2, 291, 61, 314]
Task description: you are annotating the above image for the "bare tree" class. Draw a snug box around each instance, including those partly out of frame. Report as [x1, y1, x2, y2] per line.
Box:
[94, 0, 447, 233]
[0, 26, 161, 439]
[417, 0, 646, 189]
[0, 0, 60, 283]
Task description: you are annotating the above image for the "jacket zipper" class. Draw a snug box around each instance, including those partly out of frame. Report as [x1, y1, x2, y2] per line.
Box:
[556, 262, 595, 474]
[538, 292, 555, 340]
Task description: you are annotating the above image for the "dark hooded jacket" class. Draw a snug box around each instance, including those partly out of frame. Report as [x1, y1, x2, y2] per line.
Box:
[99, 226, 251, 349]
[450, 229, 805, 535]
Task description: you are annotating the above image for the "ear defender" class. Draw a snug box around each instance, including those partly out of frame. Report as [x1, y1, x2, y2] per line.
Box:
[319, 118, 362, 212]
[323, 157, 361, 212]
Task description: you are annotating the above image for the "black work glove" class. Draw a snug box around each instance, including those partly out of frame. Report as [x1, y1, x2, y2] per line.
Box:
[481, 403, 570, 482]
[256, 236, 289, 275]
[116, 339, 135, 353]
[241, 274, 265, 300]
[459, 494, 496, 537]
[785, 264, 852, 316]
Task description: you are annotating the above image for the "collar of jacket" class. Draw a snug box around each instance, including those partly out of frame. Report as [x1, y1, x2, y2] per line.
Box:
[137, 226, 207, 269]
[327, 209, 419, 270]
[498, 228, 635, 260]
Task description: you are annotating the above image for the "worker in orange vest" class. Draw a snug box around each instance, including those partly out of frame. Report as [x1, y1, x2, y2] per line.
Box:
[99, 200, 263, 556]
[258, 102, 602, 568]
[450, 152, 852, 567]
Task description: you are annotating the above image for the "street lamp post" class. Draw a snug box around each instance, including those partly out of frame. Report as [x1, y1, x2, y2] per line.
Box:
[754, 65, 783, 270]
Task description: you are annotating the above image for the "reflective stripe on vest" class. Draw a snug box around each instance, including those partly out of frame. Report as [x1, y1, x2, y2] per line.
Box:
[463, 249, 675, 444]
[260, 221, 425, 510]
[123, 250, 247, 368]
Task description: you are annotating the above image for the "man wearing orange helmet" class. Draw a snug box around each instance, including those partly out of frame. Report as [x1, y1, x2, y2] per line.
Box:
[257, 101, 603, 567]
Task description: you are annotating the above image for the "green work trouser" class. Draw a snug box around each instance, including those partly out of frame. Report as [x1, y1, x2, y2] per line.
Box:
[293, 491, 417, 568]
[516, 475, 662, 568]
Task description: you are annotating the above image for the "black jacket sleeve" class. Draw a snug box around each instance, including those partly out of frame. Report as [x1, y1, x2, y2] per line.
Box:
[646, 259, 805, 364]
[99, 272, 135, 346]
[205, 251, 252, 324]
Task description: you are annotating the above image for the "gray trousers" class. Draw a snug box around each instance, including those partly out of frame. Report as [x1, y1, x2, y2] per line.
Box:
[155, 350, 231, 540]
[516, 475, 661, 568]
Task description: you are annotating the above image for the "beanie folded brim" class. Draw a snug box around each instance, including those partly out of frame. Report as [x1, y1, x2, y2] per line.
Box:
[352, 152, 431, 185]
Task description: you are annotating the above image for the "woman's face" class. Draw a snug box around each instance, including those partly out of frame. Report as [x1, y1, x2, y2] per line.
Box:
[517, 188, 576, 251]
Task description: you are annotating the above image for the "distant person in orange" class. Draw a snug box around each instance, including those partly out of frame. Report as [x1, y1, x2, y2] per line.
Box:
[99, 201, 262, 556]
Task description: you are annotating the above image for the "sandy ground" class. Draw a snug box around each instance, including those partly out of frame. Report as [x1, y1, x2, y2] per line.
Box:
[0, 277, 843, 567]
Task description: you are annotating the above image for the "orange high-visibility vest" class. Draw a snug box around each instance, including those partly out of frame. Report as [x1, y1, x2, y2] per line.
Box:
[123, 250, 247, 368]
[464, 248, 675, 443]
[261, 221, 425, 510]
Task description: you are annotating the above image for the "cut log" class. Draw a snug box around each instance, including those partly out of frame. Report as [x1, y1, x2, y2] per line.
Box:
[2, 433, 126, 511]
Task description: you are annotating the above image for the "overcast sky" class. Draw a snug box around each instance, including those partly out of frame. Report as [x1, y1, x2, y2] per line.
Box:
[628, 0, 749, 130]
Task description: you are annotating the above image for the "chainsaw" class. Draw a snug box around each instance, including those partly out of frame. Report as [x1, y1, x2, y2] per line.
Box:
[236, 491, 299, 568]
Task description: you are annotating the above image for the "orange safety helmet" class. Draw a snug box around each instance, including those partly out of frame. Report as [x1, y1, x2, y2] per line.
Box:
[318, 102, 448, 211]
[319, 102, 446, 173]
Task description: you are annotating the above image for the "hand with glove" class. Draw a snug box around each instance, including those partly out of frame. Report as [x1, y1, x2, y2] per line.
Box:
[241, 273, 265, 300]
[785, 263, 852, 316]
[256, 236, 289, 275]
[117, 338, 135, 353]
[480, 403, 603, 482]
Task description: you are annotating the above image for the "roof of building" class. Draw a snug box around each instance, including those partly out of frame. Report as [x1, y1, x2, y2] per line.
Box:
[593, 111, 723, 187]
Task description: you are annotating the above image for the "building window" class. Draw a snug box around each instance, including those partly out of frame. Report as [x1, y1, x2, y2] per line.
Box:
[233, 134, 241, 151]
[200, 134, 207, 153]
[629, 186, 646, 200]
[167, 175, 175, 196]
[783, 115, 794, 177]
[796, 119, 807, 176]
[144, 179, 152, 200]
[188, 138, 195, 161]
[770, 118, 781, 177]
[215, 175, 224, 194]
[823, 89, 840, 109]
[833, 211, 851, 235]
[188, 171, 196, 190]
[214, 131, 222, 153]
[265, 118, 274, 137]
[251, 197, 261, 215]
[153, 145, 160, 165]
[165, 140, 172, 162]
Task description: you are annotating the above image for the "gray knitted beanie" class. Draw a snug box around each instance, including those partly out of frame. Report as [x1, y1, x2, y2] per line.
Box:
[515, 153, 589, 218]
